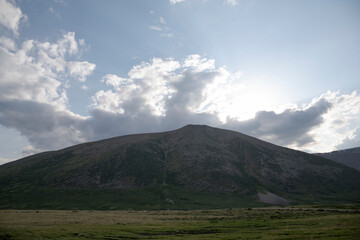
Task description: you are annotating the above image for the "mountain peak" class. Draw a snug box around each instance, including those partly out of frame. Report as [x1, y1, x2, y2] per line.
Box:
[180, 124, 213, 130]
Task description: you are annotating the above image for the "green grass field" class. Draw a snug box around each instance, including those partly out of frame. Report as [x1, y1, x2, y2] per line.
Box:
[0, 207, 359, 239]
[0, 185, 274, 210]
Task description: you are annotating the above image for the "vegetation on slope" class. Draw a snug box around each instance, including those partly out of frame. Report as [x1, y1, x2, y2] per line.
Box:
[0, 207, 359, 239]
[1, 125, 360, 209]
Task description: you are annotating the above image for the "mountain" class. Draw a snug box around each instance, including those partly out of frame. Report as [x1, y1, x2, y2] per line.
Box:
[317, 147, 360, 171]
[1, 125, 359, 210]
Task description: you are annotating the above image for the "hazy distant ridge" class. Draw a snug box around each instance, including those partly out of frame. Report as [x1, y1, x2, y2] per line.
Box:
[317, 147, 360, 171]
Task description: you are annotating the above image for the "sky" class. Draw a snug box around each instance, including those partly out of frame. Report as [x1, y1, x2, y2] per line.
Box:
[0, 0, 359, 164]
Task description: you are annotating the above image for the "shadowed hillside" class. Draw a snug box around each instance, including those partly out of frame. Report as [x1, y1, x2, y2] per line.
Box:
[1, 125, 359, 209]
[317, 147, 360, 171]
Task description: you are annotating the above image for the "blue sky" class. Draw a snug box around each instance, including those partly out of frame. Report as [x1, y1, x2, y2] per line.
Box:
[0, 0, 359, 164]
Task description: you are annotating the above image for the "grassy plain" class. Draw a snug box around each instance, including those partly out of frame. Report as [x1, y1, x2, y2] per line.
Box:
[0, 207, 359, 239]
[0, 186, 266, 210]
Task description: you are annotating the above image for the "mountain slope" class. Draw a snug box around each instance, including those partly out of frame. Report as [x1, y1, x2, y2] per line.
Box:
[317, 147, 360, 171]
[1, 125, 360, 209]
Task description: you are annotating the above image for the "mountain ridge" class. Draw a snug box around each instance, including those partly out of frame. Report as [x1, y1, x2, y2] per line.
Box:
[1, 124, 359, 209]
[316, 147, 360, 171]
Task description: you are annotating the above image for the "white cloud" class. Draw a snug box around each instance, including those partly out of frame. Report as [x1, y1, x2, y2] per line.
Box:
[0, 2, 94, 158]
[92, 89, 125, 114]
[224, 0, 238, 7]
[303, 91, 360, 152]
[67, 61, 96, 82]
[0, 39, 64, 106]
[161, 33, 174, 38]
[336, 128, 360, 150]
[128, 57, 180, 79]
[92, 74, 132, 114]
[149, 25, 164, 31]
[88, 55, 223, 140]
[183, 54, 215, 72]
[0, 0, 27, 35]
[1, 44, 359, 161]
[170, 0, 239, 7]
[149, 16, 173, 37]
[93, 58, 181, 116]
[0, 32, 94, 108]
[90, 55, 360, 153]
[101, 74, 130, 87]
[159, 17, 166, 25]
[81, 84, 89, 90]
[0, 0, 358, 162]
[37, 32, 79, 59]
[48, 6, 61, 19]
[54, 0, 68, 6]
[78, 39, 86, 47]
[225, 98, 332, 149]
[234, 71, 243, 79]
[91, 55, 236, 129]
[0, 36, 16, 51]
[0, 25, 96, 156]
[169, 0, 185, 4]
[225, 90, 360, 153]
[57, 32, 79, 57]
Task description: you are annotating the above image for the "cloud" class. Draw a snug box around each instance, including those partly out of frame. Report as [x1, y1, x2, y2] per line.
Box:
[170, 0, 240, 7]
[92, 55, 219, 120]
[87, 55, 221, 139]
[149, 25, 164, 31]
[0, 32, 94, 108]
[161, 33, 174, 38]
[81, 84, 89, 91]
[225, 98, 332, 148]
[0, 0, 27, 35]
[183, 54, 215, 72]
[0, 10, 96, 155]
[93, 58, 181, 117]
[159, 17, 166, 25]
[0, 36, 16, 51]
[222, 90, 360, 153]
[54, 0, 68, 6]
[149, 16, 173, 38]
[169, 0, 185, 4]
[0, 39, 64, 106]
[0, 100, 88, 152]
[1, 47, 359, 159]
[89, 57, 359, 153]
[48, 6, 61, 19]
[67, 61, 96, 82]
[40, 31, 79, 58]
[307, 91, 360, 152]
[336, 128, 360, 151]
[224, 0, 238, 7]
[0, 1, 358, 161]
